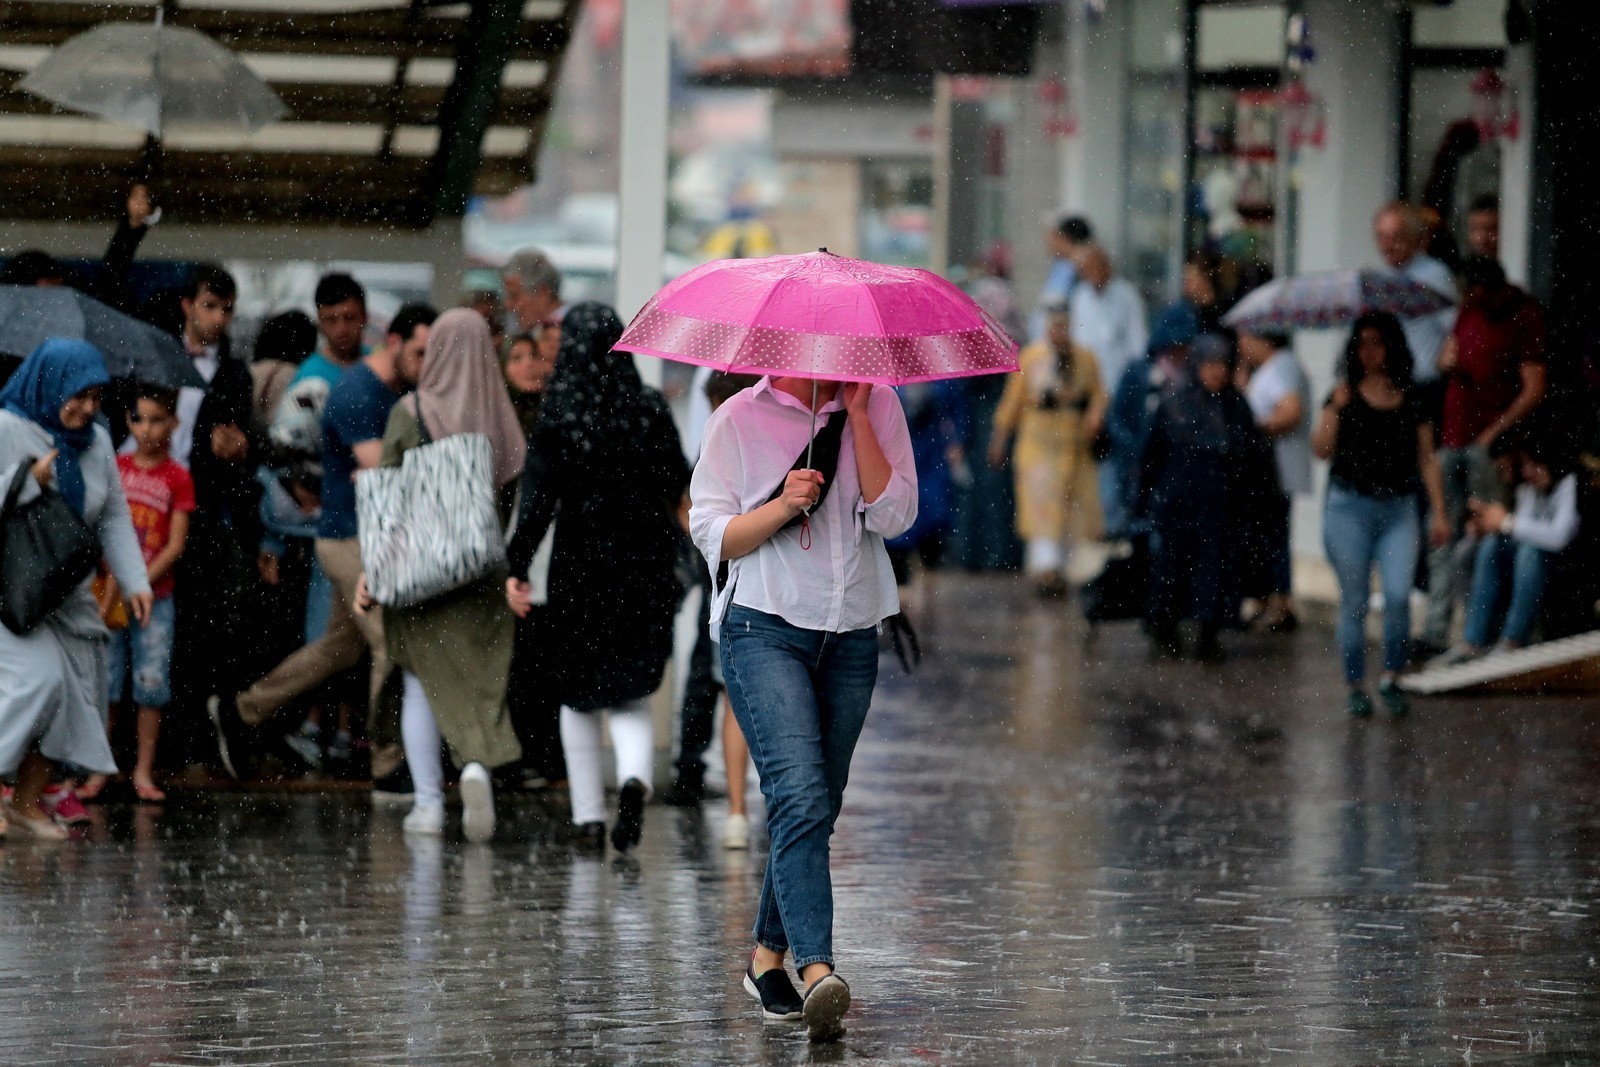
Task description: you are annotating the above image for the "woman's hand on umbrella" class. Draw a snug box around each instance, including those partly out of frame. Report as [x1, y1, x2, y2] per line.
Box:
[780, 470, 825, 517]
[30, 450, 57, 488]
[506, 578, 533, 618]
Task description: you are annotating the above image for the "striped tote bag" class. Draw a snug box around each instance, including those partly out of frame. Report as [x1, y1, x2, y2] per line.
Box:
[356, 428, 507, 608]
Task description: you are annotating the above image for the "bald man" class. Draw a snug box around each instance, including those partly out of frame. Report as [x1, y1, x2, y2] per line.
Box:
[1373, 202, 1457, 384]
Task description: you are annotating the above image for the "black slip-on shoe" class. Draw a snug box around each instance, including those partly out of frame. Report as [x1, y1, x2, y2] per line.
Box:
[611, 778, 646, 852]
[743, 961, 803, 1021]
[802, 973, 850, 1042]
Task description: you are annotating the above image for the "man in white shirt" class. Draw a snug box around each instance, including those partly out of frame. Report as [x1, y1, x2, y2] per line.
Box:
[502, 248, 565, 334]
[1070, 245, 1148, 538]
[1239, 329, 1313, 630]
[1373, 202, 1458, 384]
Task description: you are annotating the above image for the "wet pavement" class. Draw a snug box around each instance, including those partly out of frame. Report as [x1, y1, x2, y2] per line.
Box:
[3, 572, 1599, 1065]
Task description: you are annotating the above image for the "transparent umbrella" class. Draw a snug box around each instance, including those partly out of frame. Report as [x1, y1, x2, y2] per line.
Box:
[16, 12, 287, 138]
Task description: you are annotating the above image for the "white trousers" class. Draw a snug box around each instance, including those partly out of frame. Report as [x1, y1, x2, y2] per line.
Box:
[401, 671, 445, 809]
[560, 701, 654, 826]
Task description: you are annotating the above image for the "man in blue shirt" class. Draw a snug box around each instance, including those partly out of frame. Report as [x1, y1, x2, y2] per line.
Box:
[1029, 215, 1094, 342]
[225, 304, 436, 781]
[294, 273, 370, 387]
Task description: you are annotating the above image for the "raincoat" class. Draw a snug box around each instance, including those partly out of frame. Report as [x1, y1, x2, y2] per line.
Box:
[993, 340, 1105, 543]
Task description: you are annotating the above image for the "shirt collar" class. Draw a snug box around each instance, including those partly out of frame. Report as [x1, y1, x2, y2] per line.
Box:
[752, 376, 847, 416]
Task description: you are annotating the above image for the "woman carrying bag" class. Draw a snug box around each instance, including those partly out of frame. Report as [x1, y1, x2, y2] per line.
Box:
[690, 373, 916, 1042]
[0, 339, 152, 840]
[505, 304, 688, 854]
[362, 309, 525, 841]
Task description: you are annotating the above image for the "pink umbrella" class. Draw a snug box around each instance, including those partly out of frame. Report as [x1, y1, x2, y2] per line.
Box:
[613, 249, 1019, 386]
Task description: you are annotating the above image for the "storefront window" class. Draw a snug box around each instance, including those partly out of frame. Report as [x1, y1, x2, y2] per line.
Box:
[1123, 0, 1187, 305]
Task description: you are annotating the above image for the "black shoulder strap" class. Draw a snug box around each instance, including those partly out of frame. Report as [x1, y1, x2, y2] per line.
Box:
[765, 409, 849, 531]
[412, 394, 433, 445]
[2, 458, 34, 519]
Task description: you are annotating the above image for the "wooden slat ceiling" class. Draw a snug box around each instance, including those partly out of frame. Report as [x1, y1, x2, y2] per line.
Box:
[0, 0, 580, 226]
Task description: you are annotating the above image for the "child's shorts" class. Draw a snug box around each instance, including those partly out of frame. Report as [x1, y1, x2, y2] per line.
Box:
[107, 595, 177, 708]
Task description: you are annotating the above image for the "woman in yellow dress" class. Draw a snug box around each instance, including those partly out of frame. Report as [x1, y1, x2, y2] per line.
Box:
[988, 306, 1106, 596]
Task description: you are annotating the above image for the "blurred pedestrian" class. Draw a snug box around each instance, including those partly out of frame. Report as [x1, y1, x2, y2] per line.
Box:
[463, 288, 506, 352]
[988, 303, 1104, 596]
[84, 384, 192, 803]
[1373, 202, 1457, 387]
[1030, 215, 1093, 341]
[1313, 312, 1450, 719]
[1419, 256, 1546, 656]
[1071, 246, 1148, 536]
[1238, 329, 1312, 631]
[502, 249, 564, 334]
[1465, 194, 1500, 261]
[690, 369, 916, 1041]
[1436, 432, 1579, 663]
[0, 340, 152, 839]
[1135, 335, 1277, 661]
[249, 310, 317, 429]
[217, 305, 436, 785]
[506, 304, 688, 853]
[500, 330, 565, 790]
[1106, 304, 1198, 539]
[296, 274, 369, 386]
[368, 308, 525, 841]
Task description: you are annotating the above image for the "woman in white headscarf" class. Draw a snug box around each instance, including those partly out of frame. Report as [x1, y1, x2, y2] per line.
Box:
[367, 308, 526, 842]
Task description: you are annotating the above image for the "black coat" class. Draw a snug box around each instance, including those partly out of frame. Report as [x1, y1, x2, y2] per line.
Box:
[506, 304, 689, 711]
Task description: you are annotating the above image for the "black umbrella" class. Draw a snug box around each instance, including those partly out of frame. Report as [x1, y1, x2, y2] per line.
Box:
[0, 285, 204, 389]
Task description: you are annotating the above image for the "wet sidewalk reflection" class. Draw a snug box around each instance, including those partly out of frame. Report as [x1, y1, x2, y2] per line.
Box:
[2, 573, 1597, 1064]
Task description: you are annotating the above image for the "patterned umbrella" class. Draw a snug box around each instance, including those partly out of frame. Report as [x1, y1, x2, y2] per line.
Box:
[1222, 269, 1456, 334]
[613, 250, 1019, 386]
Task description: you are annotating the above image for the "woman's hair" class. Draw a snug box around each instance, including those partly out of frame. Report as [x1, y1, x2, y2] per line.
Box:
[253, 310, 317, 365]
[1342, 310, 1414, 389]
[1520, 426, 1578, 480]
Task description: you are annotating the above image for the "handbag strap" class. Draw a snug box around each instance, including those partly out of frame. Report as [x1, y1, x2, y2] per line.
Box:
[412, 394, 434, 445]
[1, 458, 36, 521]
[764, 410, 849, 532]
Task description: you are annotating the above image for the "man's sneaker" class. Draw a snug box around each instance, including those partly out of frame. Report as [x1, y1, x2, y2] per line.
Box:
[459, 762, 495, 843]
[1428, 644, 1484, 670]
[743, 958, 803, 1021]
[1378, 679, 1411, 719]
[206, 695, 241, 780]
[403, 802, 445, 835]
[723, 812, 750, 850]
[611, 778, 647, 852]
[40, 784, 91, 825]
[802, 973, 850, 1042]
[284, 724, 323, 770]
[371, 764, 415, 807]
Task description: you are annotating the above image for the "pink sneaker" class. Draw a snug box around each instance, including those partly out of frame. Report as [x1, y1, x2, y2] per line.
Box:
[41, 784, 92, 825]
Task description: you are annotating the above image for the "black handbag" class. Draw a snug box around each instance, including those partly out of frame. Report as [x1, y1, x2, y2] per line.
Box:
[0, 458, 101, 635]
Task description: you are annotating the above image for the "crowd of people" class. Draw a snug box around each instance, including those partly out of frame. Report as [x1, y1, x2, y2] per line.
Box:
[967, 199, 1595, 717]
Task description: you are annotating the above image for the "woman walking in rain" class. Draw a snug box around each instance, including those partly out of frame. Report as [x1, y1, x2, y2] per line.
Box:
[1314, 310, 1449, 719]
[505, 303, 688, 853]
[690, 372, 916, 1041]
[0, 339, 152, 840]
[988, 302, 1105, 596]
[368, 309, 526, 841]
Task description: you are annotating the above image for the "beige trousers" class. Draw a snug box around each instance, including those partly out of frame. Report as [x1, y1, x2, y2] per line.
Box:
[236, 538, 395, 754]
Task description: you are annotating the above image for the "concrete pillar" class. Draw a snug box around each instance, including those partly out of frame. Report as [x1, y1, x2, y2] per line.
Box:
[1288, 0, 1404, 560]
[614, 0, 670, 388]
[1058, 0, 1130, 261]
[1498, 43, 1534, 288]
[1005, 16, 1069, 334]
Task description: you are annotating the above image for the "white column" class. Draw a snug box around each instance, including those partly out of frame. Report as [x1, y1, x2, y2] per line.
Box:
[615, 0, 671, 388]
[1498, 43, 1534, 287]
[1058, 0, 1129, 260]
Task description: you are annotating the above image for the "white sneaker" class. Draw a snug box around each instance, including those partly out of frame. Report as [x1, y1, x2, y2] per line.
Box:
[402, 802, 444, 835]
[723, 812, 750, 850]
[459, 762, 495, 843]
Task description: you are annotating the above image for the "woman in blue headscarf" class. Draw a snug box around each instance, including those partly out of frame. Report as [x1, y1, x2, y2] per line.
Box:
[0, 338, 152, 840]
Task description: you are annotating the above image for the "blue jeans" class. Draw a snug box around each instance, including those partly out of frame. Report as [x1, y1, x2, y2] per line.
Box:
[720, 605, 879, 969]
[1464, 534, 1549, 648]
[1323, 486, 1419, 685]
[107, 595, 177, 708]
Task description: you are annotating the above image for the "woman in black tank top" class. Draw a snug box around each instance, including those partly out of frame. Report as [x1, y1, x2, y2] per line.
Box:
[1312, 312, 1449, 719]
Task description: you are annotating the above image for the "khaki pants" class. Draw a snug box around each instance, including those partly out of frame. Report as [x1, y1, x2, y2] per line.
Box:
[236, 538, 395, 752]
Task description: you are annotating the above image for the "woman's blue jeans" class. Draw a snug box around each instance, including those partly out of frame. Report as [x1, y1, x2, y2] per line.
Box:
[721, 604, 879, 969]
[1323, 486, 1420, 685]
[1464, 533, 1549, 648]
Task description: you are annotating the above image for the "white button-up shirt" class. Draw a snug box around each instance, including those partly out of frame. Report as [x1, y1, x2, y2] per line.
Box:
[1391, 253, 1458, 383]
[1070, 278, 1149, 394]
[690, 377, 917, 636]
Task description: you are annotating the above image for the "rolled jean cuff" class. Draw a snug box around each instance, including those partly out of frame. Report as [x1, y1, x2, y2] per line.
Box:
[756, 936, 789, 955]
[792, 953, 833, 970]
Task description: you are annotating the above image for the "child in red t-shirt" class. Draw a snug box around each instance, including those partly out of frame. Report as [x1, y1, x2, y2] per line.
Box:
[84, 385, 194, 802]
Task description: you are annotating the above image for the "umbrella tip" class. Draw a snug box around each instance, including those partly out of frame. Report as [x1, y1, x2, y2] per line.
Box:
[817, 247, 831, 255]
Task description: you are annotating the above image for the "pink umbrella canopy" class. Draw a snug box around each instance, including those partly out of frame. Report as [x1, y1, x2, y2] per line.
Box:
[613, 250, 1019, 385]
